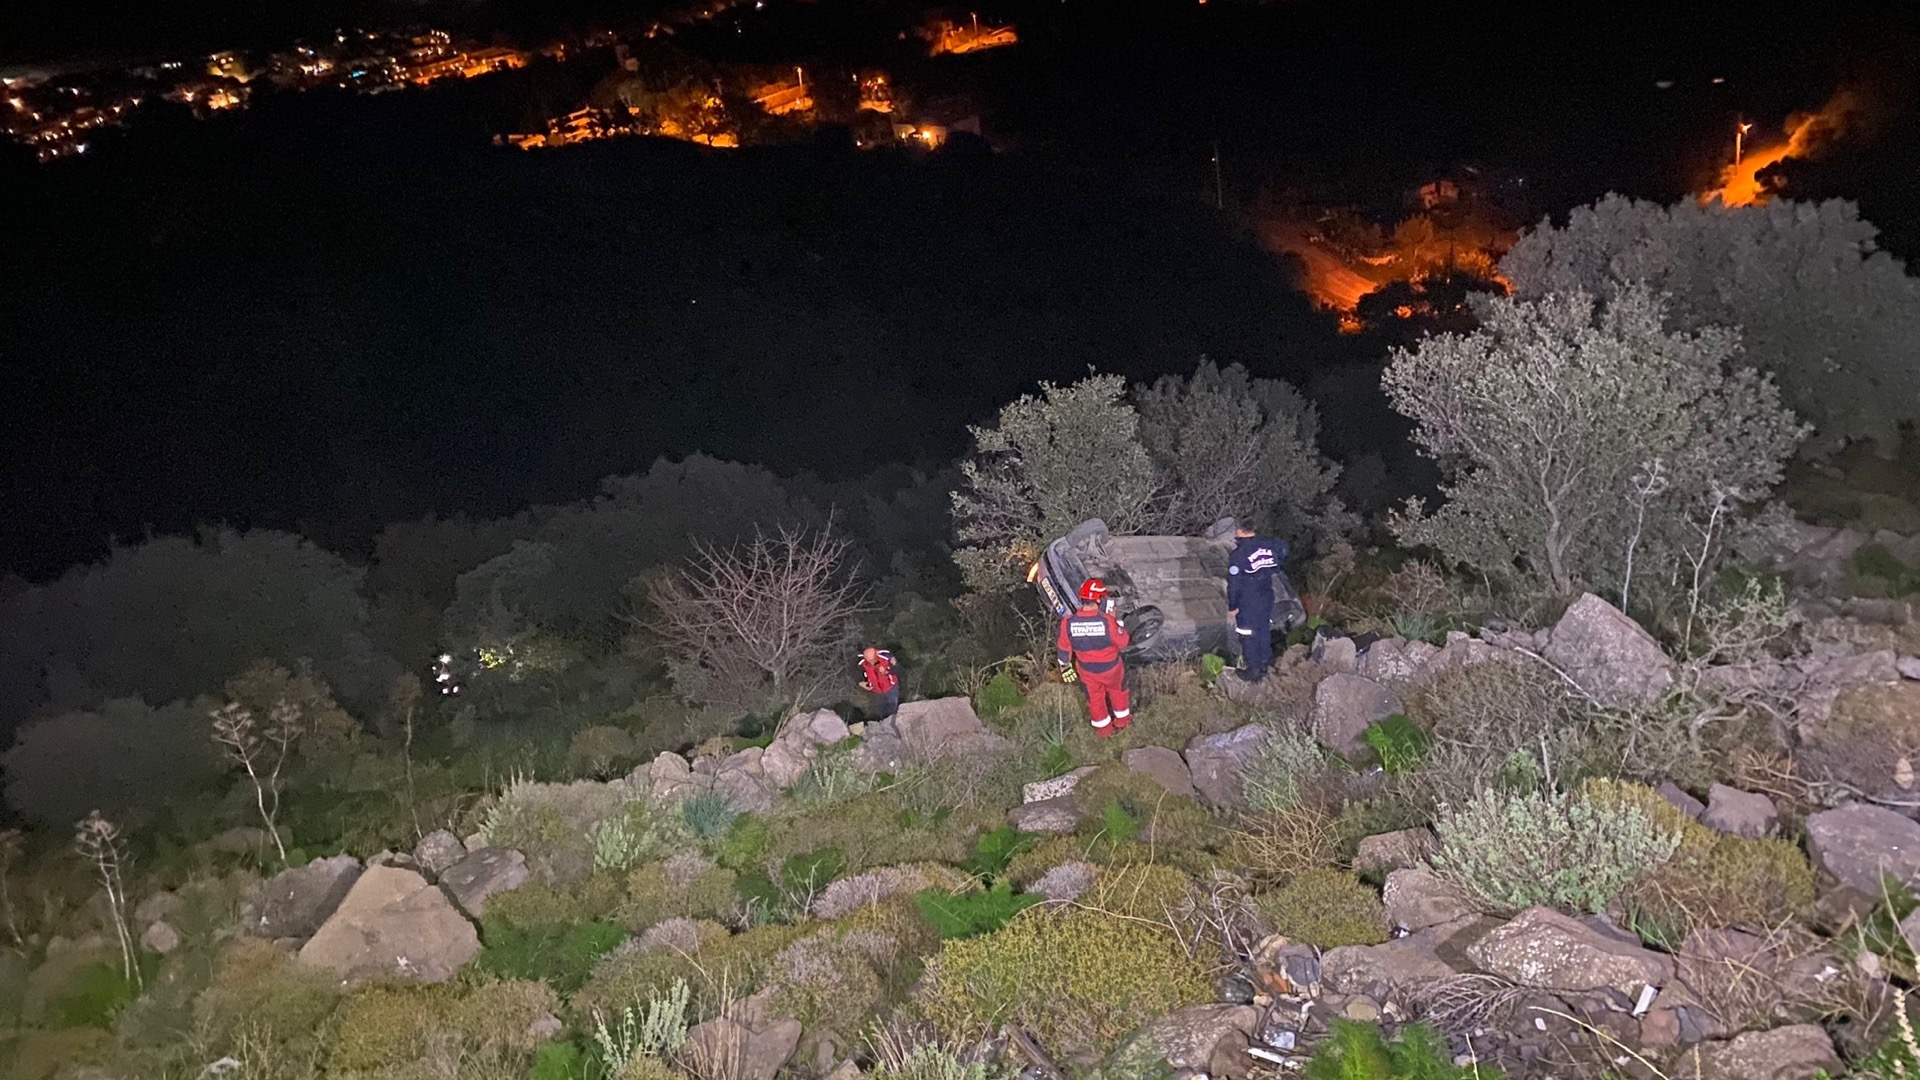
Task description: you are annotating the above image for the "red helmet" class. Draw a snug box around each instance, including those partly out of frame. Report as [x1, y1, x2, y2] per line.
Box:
[1078, 578, 1108, 603]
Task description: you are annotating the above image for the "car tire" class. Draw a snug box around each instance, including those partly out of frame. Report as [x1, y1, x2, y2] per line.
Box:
[1123, 605, 1165, 654]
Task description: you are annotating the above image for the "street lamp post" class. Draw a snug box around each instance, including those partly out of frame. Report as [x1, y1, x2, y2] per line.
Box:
[1735, 121, 1753, 166]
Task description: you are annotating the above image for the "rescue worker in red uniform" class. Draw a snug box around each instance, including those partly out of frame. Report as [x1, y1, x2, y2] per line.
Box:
[1056, 578, 1132, 736]
[858, 646, 900, 722]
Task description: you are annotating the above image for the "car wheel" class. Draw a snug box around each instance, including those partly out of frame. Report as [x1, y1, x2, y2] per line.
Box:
[1123, 605, 1164, 654]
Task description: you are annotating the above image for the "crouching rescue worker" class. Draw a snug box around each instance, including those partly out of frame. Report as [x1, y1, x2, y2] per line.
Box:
[1056, 578, 1132, 736]
[858, 646, 900, 722]
[1227, 522, 1289, 683]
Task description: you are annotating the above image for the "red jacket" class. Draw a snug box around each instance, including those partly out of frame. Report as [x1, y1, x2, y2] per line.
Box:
[860, 654, 898, 694]
[1057, 607, 1130, 674]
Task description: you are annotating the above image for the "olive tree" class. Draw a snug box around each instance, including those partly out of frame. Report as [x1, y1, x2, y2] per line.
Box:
[1133, 359, 1356, 547]
[1501, 195, 1920, 456]
[951, 374, 1156, 593]
[1383, 286, 1806, 600]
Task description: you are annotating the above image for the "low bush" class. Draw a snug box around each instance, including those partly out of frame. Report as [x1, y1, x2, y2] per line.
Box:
[1240, 726, 1330, 812]
[481, 778, 631, 883]
[568, 725, 642, 779]
[328, 977, 558, 1074]
[1071, 764, 1218, 852]
[1079, 863, 1197, 924]
[716, 814, 770, 872]
[1226, 802, 1344, 886]
[1430, 786, 1681, 915]
[40, 959, 147, 1028]
[790, 747, 880, 810]
[917, 904, 1210, 1059]
[189, 939, 341, 1061]
[1256, 870, 1388, 948]
[1624, 833, 1817, 942]
[1303, 1019, 1495, 1079]
[915, 881, 1041, 939]
[482, 874, 627, 930]
[620, 859, 739, 931]
[574, 921, 810, 1024]
[872, 1043, 1008, 1080]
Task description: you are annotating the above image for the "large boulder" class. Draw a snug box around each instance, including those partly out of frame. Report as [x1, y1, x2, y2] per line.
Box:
[1133, 1003, 1261, 1072]
[1310, 674, 1403, 755]
[636, 751, 698, 803]
[297, 866, 480, 984]
[1122, 746, 1195, 798]
[761, 709, 852, 789]
[1311, 636, 1358, 674]
[893, 697, 991, 757]
[1541, 593, 1674, 708]
[712, 748, 776, 814]
[412, 830, 467, 880]
[1804, 803, 1920, 895]
[1183, 724, 1270, 808]
[1321, 917, 1481, 993]
[438, 847, 530, 919]
[1693, 1025, 1841, 1080]
[244, 855, 362, 940]
[1701, 785, 1778, 839]
[1382, 868, 1475, 932]
[686, 1012, 802, 1080]
[1466, 907, 1673, 993]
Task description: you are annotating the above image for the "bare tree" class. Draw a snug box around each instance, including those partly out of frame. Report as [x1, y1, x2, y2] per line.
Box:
[209, 699, 305, 863]
[74, 811, 139, 990]
[647, 523, 867, 715]
[390, 674, 425, 841]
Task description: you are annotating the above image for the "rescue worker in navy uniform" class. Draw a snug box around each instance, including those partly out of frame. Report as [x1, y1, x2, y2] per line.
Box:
[1226, 522, 1289, 682]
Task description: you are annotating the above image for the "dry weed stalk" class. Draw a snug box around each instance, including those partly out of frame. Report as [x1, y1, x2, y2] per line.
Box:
[74, 810, 140, 990]
[209, 698, 306, 862]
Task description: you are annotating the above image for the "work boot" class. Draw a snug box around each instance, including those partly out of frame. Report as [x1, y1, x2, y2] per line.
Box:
[1112, 711, 1131, 732]
[1092, 720, 1116, 738]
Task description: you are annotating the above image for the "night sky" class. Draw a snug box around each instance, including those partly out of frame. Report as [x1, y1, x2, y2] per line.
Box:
[3, 1, 1915, 579]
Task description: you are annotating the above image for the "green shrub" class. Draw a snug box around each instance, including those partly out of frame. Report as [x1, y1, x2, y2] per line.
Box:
[963, 826, 1038, 879]
[918, 905, 1210, 1059]
[567, 725, 641, 779]
[1303, 1019, 1494, 1079]
[1199, 653, 1228, 685]
[716, 814, 770, 871]
[329, 980, 554, 1075]
[41, 959, 145, 1028]
[681, 793, 737, 841]
[531, 1041, 590, 1080]
[975, 673, 1025, 717]
[1095, 801, 1142, 846]
[915, 881, 1042, 939]
[481, 777, 632, 883]
[790, 747, 879, 810]
[477, 919, 627, 993]
[1854, 544, 1920, 596]
[1256, 870, 1388, 948]
[1431, 787, 1681, 915]
[1242, 727, 1331, 812]
[1080, 864, 1196, 922]
[1361, 715, 1430, 774]
[781, 847, 846, 896]
[591, 977, 689, 1077]
[1071, 764, 1218, 852]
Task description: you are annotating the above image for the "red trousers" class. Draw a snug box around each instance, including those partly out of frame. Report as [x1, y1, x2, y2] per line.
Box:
[1077, 663, 1131, 728]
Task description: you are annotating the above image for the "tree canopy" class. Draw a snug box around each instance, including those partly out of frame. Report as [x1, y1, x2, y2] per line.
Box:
[1501, 195, 1920, 456]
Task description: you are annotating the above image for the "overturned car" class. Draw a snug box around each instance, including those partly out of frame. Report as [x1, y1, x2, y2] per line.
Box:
[1029, 517, 1306, 663]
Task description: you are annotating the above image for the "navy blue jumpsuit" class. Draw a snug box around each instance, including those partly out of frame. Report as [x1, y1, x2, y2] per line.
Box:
[1227, 534, 1289, 681]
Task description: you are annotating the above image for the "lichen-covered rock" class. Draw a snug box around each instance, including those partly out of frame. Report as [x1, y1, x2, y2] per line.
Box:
[412, 830, 467, 880]
[244, 855, 361, 940]
[1310, 674, 1403, 755]
[1133, 1003, 1261, 1071]
[1693, 1024, 1841, 1080]
[1804, 802, 1920, 895]
[1183, 724, 1269, 808]
[1122, 746, 1195, 798]
[297, 866, 480, 985]
[1030, 862, 1099, 905]
[1466, 907, 1672, 993]
[140, 921, 181, 955]
[1541, 593, 1674, 708]
[1321, 917, 1478, 993]
[1701, 785, 1777, 839]
[1023, 766, 1097, 803]
[1353, 828, 1434, 875]
[1008, 795, 1082, 834]
[438, 847, 529, 919]
[1382, 867, 1475, 932]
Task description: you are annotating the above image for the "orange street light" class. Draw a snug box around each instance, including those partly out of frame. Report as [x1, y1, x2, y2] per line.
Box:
[1735, 120, 1753, 166]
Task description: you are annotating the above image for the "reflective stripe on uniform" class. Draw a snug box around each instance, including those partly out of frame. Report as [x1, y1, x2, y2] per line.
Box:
[1090, 716, 1112, 728]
